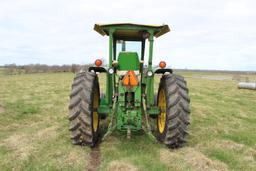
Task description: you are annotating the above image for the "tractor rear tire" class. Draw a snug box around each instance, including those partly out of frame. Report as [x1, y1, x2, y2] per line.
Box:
[68, 71, 100, 147]
[156, 74, 190, 148]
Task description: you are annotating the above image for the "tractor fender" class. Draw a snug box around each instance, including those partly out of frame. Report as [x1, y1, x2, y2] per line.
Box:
[154, 68, 173, 74]
[89, 66, 107, 73]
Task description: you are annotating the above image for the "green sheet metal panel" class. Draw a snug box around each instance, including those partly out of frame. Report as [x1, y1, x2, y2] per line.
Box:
[117, 52, 140, 70]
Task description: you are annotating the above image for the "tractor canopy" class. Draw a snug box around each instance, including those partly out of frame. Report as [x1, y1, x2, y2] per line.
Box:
[94, 23, 170, 41]
[94, 23, 170, 67]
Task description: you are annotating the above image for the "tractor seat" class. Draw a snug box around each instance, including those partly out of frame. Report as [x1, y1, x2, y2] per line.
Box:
[117, 52, 140, 71]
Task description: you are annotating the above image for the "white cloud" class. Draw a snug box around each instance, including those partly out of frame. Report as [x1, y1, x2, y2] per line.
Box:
[0, 0, 256, 70]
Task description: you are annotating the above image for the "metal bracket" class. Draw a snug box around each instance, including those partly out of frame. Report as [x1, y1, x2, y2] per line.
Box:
[101, 96, 117, 141]
[142, 95, 157, 142]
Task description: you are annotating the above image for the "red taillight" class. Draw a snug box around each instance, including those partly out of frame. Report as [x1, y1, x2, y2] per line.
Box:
[159, 61, 166, 68]
[95, 59, 102, 67]
[122, 70, 138, 86]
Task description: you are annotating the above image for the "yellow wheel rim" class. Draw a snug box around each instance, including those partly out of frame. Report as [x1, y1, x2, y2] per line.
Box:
[92, 90, 99, 132]
[158, 88, 166, 134]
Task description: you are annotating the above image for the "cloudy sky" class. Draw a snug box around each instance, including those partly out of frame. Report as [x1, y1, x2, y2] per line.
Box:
[0, 0, 256, 71]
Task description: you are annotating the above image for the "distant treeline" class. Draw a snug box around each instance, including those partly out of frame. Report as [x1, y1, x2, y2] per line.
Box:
[174, 69, 256, 75]
[2, 64, 92, 74]
[1, 64, 255, 75]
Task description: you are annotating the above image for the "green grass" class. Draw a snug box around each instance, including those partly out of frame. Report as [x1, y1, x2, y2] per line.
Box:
[0, 71, 255, 171]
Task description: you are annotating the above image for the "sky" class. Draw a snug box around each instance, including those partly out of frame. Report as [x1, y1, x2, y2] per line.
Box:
[0, 0, 256, 71]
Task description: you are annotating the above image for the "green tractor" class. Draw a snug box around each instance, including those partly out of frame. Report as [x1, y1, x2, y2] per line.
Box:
[68, 23, 190, 148]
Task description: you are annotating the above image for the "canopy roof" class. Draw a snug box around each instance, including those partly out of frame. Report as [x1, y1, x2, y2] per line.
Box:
[94, 23, 170, 41]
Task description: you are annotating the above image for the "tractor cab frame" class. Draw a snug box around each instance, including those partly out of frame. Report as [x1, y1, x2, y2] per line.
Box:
[91, 23, 172, 114]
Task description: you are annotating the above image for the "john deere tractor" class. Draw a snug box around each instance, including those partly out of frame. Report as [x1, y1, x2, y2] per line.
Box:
[68, 23, 190, 148]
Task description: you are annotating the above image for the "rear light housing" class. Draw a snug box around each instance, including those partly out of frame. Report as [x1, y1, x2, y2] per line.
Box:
[95, 59, 102, 67]
[159, 61, 166, 68]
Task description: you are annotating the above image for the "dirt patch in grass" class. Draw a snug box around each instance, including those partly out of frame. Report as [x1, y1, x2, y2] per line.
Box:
[0, 126, 57, 161]
[87, 146, 101, 171]
[245, 148, 256, 162]
[183, 147, 229, 171]
[2, 133, 34, 160]
[106, 160, 138, 171]
[160, 149, 189, 170]
[160, 148, 228, 171]
[214, 140, 244, 151]
[0, 105, 5, 114]
[36, 126, 57, 140]
[160, 149, 178, 163]
[64, 148, 86, 166]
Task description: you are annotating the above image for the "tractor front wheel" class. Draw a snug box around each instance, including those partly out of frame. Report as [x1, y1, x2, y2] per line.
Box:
[157, 74, 190, 148]
[68, 71, 100, 147]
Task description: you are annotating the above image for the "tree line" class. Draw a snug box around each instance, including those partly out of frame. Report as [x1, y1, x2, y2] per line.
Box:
[2, 64, 92, 74]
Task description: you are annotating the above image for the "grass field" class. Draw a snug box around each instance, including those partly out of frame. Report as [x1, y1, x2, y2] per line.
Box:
[0, 71, 255, 171]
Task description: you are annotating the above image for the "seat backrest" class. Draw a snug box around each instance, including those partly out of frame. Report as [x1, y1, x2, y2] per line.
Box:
[117, 52, 140, 71]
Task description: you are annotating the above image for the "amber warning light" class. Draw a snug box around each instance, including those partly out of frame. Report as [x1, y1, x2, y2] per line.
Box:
[159, 61, 166, 69]
[95, 59, 102, 67]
